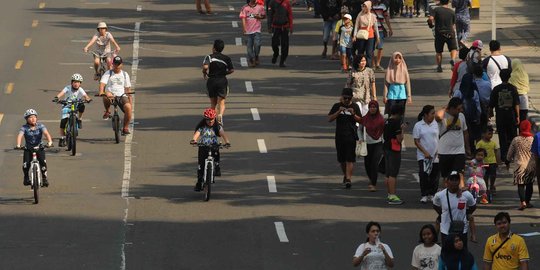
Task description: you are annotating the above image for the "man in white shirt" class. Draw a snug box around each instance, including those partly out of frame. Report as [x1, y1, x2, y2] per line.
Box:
[99, 56, 133, 135]
[482, 40, 511, 89]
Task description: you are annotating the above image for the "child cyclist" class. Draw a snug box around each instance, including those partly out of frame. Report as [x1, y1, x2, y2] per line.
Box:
[83, 22, 121, 80]
[190, 108, 231, 191]
[53, 73, 92, 147]
[15, 109, 53, 187]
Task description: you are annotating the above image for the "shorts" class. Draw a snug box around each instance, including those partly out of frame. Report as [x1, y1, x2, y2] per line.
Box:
[339, 46, 352, 56]
[434, 32, 458, 53]
[404, 0, 414, 7]
[207, 77, 229, 98]
[376, 31, 385, 49]
[107, 95, 130, 113]
[439, 154, 466, 178]
[384, 149, 401, 177]
[335, 137, 356, 163]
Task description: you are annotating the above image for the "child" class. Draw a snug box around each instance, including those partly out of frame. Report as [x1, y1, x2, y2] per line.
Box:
[465, 148, 488, 203]
[190, 108, 231, 191]
[16, 109, 53, 187]
[339, 14, 354, 72]
[411, 224, 441, 270]
[404, 0, 414, 17]
[83, 22, 121, 80]
[333, 6, 350, 61]
[476, 126, 500, 197]
[53, 74, 92, 147]
[438, 234, 478, 269]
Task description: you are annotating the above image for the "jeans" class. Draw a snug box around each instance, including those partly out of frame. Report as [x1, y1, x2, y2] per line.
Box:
[365, 142, 383, 186]
[246, 32, 262, 60]
[323, 20, 337, 43]
[354, 38, 375, 67]
[418, 160, 440, 196]
[272, 27, 290, 64]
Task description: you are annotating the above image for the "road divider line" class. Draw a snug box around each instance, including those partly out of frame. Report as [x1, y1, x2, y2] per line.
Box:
[15, 60, 23, 70]
[0, 113, 4, 126]
[232, 21, 238, 28]
[39, 2, 45, 9]
[240, 57, 248, 67]
[257, 139, 267, 153]
[136, 5, 142, 11]
[267, 176, 277, 192]
[274, 222, 289, 242]
[228, 5, 234, 10]
[24, 38, 32, 47]
[5, 83, 14, 94]
[235, 37, 242, 46]
[245, 81, 253, 92]
[32, 20, 39, 27]
[251, 108, 260, 120]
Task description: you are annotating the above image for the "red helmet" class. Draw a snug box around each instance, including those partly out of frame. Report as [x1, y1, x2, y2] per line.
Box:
[203, 108, 216, 119]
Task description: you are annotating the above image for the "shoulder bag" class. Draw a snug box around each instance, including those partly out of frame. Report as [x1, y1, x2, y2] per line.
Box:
[447, 189, 465, 234]
[355, 14, 372, 40]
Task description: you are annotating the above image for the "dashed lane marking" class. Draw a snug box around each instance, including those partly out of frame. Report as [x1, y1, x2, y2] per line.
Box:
[257, 139, 267, 153]
[235, 37, 242, 46]
[274, 222, 289, 242]
[250, 108, 260, 120]
[228, 5, 234, 10]
[232, 21, 238, 28]
[15, 60, 23, 69]
[24, 38, 32, 47]
[240, 57, 248, 67]
[4, 83, 14, 94]
[267, 176, 277, 192]
[32, 20, 39, 27]
[245, 81, 253, 92]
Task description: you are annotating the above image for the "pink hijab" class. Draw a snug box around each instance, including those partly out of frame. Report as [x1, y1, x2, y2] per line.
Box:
[385, 52, 409, 84]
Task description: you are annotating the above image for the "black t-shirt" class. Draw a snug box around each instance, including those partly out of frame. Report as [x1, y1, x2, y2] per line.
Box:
[433, 6, 455, 34]
[203, 52, 234, 78]
[383, 117, 402, 150]
[489, 82, 519, 123]
[328, 102, 361, 139]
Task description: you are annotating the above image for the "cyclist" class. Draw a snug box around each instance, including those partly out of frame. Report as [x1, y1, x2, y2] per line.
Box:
[53, 73, 92, 147]
[99, 56, 133, 135]
[83, 22, 121, 80]
[190, 108, 231, 192]
[15, 109, 53, 187]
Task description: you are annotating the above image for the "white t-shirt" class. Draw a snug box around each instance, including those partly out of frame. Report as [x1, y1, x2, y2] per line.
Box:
[100, 70, 131, 97]
[433, 189, 476, 234]
[353, 242, 394, 270]
[437, 112, 467, 155]
[62, 86, 87, 100]
[484, 55, 510, 89]
[411, 244, 441, 270]
[413, 119, 439, 162]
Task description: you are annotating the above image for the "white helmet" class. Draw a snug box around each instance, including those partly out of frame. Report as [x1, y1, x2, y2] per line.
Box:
[97, 22, 107, 29]
[24, 109, 38, 119]
[71, 73, 83, 82]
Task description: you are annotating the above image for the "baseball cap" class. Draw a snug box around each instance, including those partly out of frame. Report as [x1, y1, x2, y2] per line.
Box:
[113, 56, 123, 65]
[472, 40, 483, 49]
[344, 14, 352, 20]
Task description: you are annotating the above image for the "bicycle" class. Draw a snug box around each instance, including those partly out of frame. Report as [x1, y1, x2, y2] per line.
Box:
[53, 98, 91, 156]
[90, 51, 115, 80]
[190, 142, 230, 201]
[465, 162, 489, 204]
[96, 92, 134, 143]
[14, 143, 51, 204]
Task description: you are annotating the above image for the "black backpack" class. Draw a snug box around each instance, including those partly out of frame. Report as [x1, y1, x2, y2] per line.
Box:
[270, 0, 289, 26]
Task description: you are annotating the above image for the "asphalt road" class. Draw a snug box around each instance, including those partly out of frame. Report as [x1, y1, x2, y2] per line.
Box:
[0, 0, 538, 269]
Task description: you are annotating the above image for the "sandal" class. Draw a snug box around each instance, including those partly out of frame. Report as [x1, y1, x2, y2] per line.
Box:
[121, 128, 131, 135]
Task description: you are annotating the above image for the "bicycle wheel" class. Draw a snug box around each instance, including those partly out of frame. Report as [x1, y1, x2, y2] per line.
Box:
[112, 114, 120, 144]
[203, 164, 212, 201]
[70, 116, 77, 156]
[32, 166, 39, 204]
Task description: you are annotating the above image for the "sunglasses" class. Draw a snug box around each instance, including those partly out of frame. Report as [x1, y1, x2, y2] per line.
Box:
[343, 95, 352, 100]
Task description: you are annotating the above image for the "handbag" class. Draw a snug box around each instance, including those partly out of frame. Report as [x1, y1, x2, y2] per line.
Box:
[355, 14, 371, 40]
[390, 138, 401, 152]
[356, 127, 368, 157]
[447, 190, 466, 234]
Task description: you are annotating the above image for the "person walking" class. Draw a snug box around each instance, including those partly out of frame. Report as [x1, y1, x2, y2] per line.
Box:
[438, 234, 478, 270]
[195, 0, 213, 14]
[428, 0, 457, 72]
[449, 47, 471, 97]
[454, 72, 482, 151]
[452, 0, 471, 48]
[414, 105, 440, 203]
[483, 212, 530, 270]
[476, 126, 500, 199]
[482, 40, 511, 89]
[347, 54, 377, 115]
[507, 120, 536, 210]
[383, 104, 406, 205]
[353, 1, 380, 67]
[338, 14, 355, 71]
[359, 100, 385, 192]
[267, 0, 294, 67]
[328, 88, 362, 188]
[508, 59, 530, 121]
[240, 0, 266, 67]
[320, 0, 342, 58]
[383, 52, 412, 117]
[371, 0, 393, 71]
[352, 221, 395, 269]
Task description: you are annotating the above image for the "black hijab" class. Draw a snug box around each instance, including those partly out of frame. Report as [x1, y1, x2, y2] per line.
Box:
[440, 234, 476, 270]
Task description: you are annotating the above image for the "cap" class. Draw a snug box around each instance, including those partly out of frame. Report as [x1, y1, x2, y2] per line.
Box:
[341, 88, 353, 96]
[344, 14, 352, 20]
[113, 56, 123, 65]
[472, 40, 483, 49]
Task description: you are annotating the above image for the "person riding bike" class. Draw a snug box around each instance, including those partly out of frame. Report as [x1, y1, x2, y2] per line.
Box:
[99, 56, 133, 135]
[53, 73, 92, 147]
[83, 22, 121, 80]
[190, 108, 231, 192]
[15, 109, 53, 187]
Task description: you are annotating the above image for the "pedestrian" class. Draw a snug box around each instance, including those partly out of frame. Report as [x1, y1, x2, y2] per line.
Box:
[403, 0, 414, 17]
[482, 40, 511, 89]
[436, 97, 471, 186]
[533, 130, 540, 200]
[428, 0, 457, 72]
[195, 0, 213, 15]
[338, 14, 355, 71]
[328, 88, 362, 189]
[202, 39, 234, 125]
[438, 234, 478, 270]
[414, 105, 440, 203]
[359, 100, 385, 192]
[344, 0, 364, 22]
[383, 104, 406, 205]
[466, 39, 483, 68]
[433, 171, 476, 248]
[347, 54, 376, 114]
[371, 0, 393, 71]
[452, 0, 471, 48]
[240, 0, 266, 68]
[383, 52, 411, 117]
[411, 224, 441, 270]
[476, 126, 500, 199]
[472, 64, 492, 130]
[507, 120, 536, 210]
[334, 6, 351, 65]
[454, 72, 482, 151]
[352, 221, 395, 269]
[320, 0, 342, 58]
[483, 212, 530, 270]
[489, 69, 519, 171]
[353, 1, 380, 67]
[414, 0, 429, 17]
[267, 0, 293, 67]
[449, 47, 471, 97]
[508, 59, 530, 122]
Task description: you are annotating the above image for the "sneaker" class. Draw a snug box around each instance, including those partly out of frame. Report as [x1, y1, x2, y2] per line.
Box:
[368, 185, 376, 192]
[58, 138, 66, 147]
[248, 59, 256, 68]
[103, 111, 111, 120]
[271, 55, 278, 64]
[480, 196, 489, 204]
[255, 57, 260, 66]
[449, 59, 455, 67]
[436, 66, 443, 73]
[42, 178, 49, 187]
[214, 165, 221, 176]
[420, 196, 428, 204]
[194, 182, 202, 192]
[94, 73, 100, 81]
[279, 62, 287, 68]
[345, 180, 352, 189]
[427, 195, 434, 202]
[387, 195, 404, 205]
[77, 119, 82, 129]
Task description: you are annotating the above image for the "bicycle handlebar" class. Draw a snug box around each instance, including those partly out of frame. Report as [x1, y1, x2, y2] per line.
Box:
[14, 143, 52, 150]
[90, 51, 115, 58]
[53, 98, 91, 105]
[95, 92, 135, 97]
[190, 141, 230, 148]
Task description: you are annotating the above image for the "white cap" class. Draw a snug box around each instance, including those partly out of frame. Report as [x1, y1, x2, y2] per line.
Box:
[344, 14, 352, 20]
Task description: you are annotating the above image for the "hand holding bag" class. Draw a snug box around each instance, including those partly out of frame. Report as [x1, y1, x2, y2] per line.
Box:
[355, 14, 372, 40]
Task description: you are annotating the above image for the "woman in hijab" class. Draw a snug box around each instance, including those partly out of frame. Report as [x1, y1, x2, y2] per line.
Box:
[438, 234, 477, 270]
[507, 120, 536, 210]
[347, 54, 377, 115]
[383, 52, 412, 116]
[353, 1, 380, 67]
[508, 59, 530, 121]
[359, 100, 384, 191]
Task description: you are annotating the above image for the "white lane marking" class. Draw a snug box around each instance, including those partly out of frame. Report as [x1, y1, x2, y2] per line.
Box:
[235, 37, 242, 46]
[109, 25, 147, 33]
[0, 113, 4, 126]
[240, 57, 248, 67]
[267, 176, 277, 192]
[413, 173, 419, 183]
[70, 39, 88, 43]
[228, 5, 234, 10]
[257, 139, 267, 153]
[245, 81, 253, 92]
[250, 108, 260, 120]
[136, 5, 142, 11]
[232, 21, 238, 28]
[274, 222, 289, 242]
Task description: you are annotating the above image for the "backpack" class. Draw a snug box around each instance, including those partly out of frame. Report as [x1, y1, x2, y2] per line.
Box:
[270, 0, 289, 26]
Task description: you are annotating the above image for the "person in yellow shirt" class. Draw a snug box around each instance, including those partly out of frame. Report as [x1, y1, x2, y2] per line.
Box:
[483, 212, 529, 270]
[476, 127, 500, 199]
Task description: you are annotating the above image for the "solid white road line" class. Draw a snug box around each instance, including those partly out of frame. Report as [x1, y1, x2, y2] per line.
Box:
[267, 176, 277, 192]
[240, 57, 248, 67]
[235, 37, 242, 46]
[245, 81, 253, 92]
[257, 139, 267, 153]
[250, 108, 260, 120]
[274, 222, 289, 242]
[232, 21, 238, 28]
